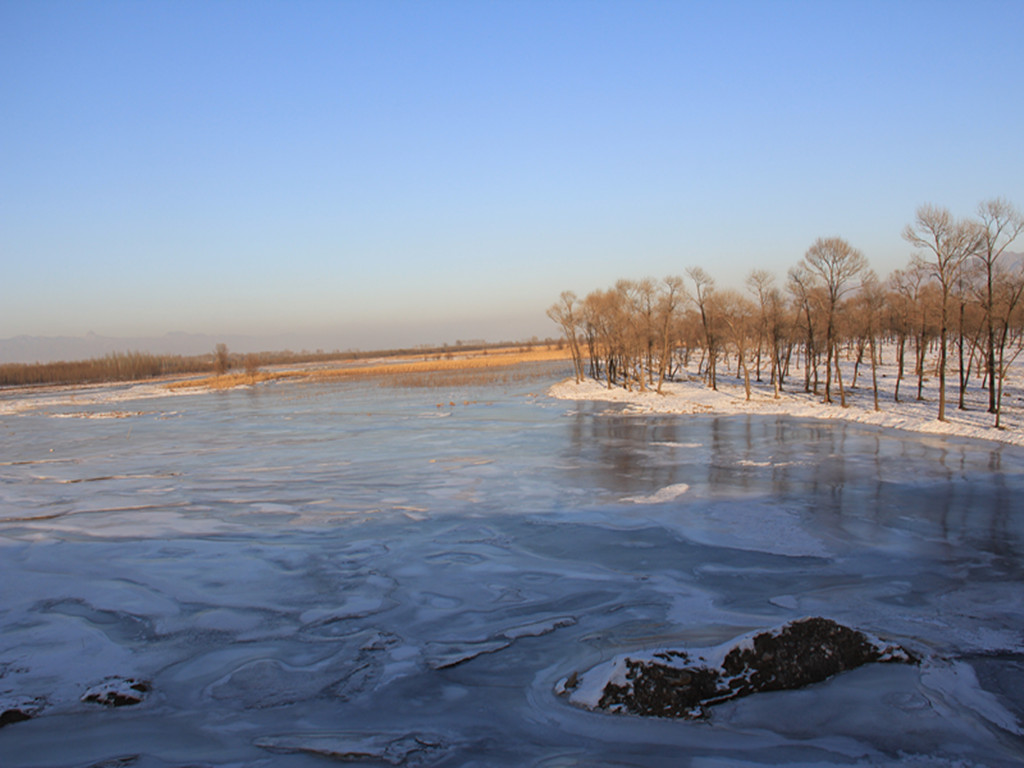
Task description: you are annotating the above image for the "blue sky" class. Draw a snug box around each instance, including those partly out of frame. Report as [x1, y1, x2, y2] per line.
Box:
[2, 0, 1022, 353]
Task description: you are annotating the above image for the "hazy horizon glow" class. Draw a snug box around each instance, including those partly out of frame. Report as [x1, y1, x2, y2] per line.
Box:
[2, 1, 1022, 351]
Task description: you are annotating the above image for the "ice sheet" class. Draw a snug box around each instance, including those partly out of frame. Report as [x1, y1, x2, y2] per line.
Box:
[1, 375, 1023, 766]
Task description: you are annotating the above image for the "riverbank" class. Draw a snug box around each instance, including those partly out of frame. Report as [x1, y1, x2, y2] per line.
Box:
[167, 345, 573, 391]
[0, 346, 573, 417]
[549, 356, 1024, 447]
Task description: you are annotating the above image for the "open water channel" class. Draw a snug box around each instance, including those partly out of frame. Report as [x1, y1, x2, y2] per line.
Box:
[1, 367, 1023, 766]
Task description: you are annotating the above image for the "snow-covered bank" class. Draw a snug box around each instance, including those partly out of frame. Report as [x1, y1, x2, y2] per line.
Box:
[550, 354, 1024, 447]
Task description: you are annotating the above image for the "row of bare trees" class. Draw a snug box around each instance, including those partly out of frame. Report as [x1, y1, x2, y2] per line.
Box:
[548, 199, 1024, 427]
[0, 351, 208, 388]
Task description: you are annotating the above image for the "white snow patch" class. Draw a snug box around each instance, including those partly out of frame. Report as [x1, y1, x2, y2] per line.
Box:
[921, 660, 1024, 736]
[683, 504, 831, 558]
[622, 483, 690, 505]
[0, 381, 201, 416]
[549, 345, 1024, 447]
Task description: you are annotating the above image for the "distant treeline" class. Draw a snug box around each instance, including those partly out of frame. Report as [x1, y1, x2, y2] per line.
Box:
[0, 351, 209, 388]
[0, 338, 555, 389]
[549, 199, 1024, 427]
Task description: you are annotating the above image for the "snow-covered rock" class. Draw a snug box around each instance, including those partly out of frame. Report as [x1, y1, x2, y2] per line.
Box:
[559, 617, 917, 718]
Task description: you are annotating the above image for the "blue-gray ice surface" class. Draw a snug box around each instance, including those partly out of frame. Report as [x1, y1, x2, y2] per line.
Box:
[1, 374, 1023, 766]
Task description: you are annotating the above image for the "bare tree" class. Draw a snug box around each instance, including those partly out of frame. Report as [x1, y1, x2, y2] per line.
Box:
[887, 266, 927, 403]
[991, 260, 1024, 428]
[975, 198, 1024, 413]
[746, 269, 774, 382]
[717, 289, 756, 400]
[580, 293, 602, 379]
[858, 271, 886, 411]
[585, 288, 625, 389]
[748, 269, 790, 397]
[655, 276, 687, 393]
[634, 278, 659, 388]
[687, 267, 719, 390]
[243, 353, 261, 380]
[214, 343, 230, 376]
[801, 236, 867, 406]
[766, 282, 791, 396]
[787, 264, 820, 395]
[903, 204, 984, 421]
[615, 279, 647, 391]
[953, 262, 988, 411]
[547, 291, 586, 383]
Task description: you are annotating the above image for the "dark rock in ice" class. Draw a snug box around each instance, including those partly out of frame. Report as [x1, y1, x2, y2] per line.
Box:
[81, 677, 151, 707]
[573, 617, 918, 719]
[719, 616, 910, 697]
[0, 695, 45, 728]
[599, 659, 723, 717]
[0, 708, 34, 728]
[256, 730, 448, 765]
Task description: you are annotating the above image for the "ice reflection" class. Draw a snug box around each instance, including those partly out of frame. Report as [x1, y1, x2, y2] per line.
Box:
[1, 380, 1023, 766]
[563, 404, 1024, 562]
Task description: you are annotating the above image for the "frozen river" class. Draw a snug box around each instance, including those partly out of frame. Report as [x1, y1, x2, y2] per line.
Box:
[1, 371, 1023, 766]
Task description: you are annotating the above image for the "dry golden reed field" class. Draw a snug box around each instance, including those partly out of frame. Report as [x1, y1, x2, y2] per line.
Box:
[167, 345, 574, 391]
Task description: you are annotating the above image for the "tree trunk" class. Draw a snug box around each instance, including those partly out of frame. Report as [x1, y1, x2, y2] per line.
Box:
[870, 335, 879, 411]
[995, 341, 1004, 429]
[894, 336, 905, 403]
[835, 343, 847, 408]
[823, 319, 834, 404]
[987, 269, 997, 413]
[916, 331, 926, 401]
[957, 299, 967, 411]
[740, 347, 751, 401]
[938, 298, 949, 422]
[851, 339, 865, 388]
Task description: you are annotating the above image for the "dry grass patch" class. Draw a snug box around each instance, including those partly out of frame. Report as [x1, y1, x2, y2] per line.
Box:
[166, 346, 573, 391]
[166, 371, 292, 391]
[381, 365, 562, 389]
